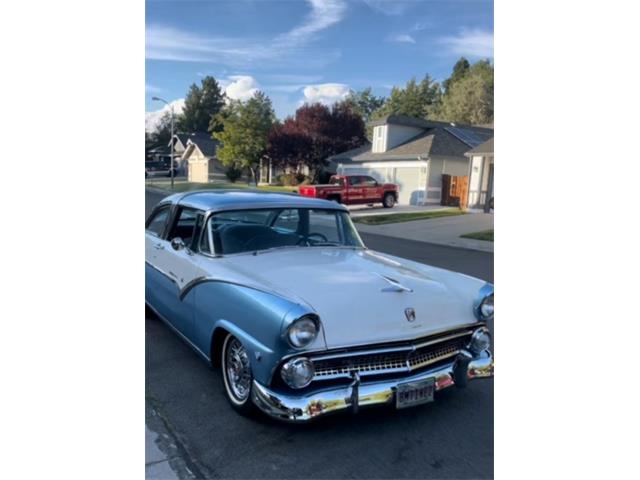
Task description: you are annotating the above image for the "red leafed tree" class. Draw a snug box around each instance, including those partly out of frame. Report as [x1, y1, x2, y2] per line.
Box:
[267, 102, 366, 182]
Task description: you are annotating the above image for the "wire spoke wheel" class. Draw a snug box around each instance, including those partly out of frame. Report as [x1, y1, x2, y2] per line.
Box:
[223, 336, 252, 404]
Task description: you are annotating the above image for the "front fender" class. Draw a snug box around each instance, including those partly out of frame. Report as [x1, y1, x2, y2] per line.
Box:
[189, 280, 326, 386]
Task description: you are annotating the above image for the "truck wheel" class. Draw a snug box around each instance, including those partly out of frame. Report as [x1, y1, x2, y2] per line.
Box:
[328, 195, 341, 204]
[383, 193, 395, 208]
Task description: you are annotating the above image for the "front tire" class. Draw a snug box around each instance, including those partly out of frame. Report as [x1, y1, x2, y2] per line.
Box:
[221, 334, 258, 416]
[383, 192, 396, 208]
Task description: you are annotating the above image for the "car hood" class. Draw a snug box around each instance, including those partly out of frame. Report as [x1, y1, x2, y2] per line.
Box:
[213, 248, 486, 349]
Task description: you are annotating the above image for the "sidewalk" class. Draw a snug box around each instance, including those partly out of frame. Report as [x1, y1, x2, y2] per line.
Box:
[146, 398, 200, 480]
[146, 426, 179, 480]
[355, 212, 494, 252]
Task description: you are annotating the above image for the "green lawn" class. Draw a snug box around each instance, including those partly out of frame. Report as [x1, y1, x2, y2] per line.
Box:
[145, 180, 298, 194]
[460, 229, 494, 242]
[353, 209, 465, 225]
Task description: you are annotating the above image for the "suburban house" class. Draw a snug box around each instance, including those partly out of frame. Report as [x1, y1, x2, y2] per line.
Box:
[465, 137, 494, 211]
[166, 132, 229, 183]
[328, 115, 493, 206]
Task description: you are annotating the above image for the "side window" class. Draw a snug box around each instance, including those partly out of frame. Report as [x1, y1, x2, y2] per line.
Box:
[272, 209, 300, 233]
[348, 176, 361, 186]
[362, 176, 377, 187]
[146, 206, 171, 237]
[167, 208, 202, 247]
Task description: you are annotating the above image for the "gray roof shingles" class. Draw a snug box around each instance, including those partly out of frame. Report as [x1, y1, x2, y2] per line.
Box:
[465, 137, 494, 156]
[330, 125, 486, 163]
[174, 132, 219, 157]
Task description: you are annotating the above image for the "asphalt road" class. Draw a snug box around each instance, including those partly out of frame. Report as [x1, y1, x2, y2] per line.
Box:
[146, 190, 494, 479]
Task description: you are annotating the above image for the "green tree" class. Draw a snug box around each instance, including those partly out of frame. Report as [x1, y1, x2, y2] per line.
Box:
[344, 87, 385, 123]
[150, 112, 173, 146]
[442, 57, 470, 94]
[436, 60, 493, 124]
[178, 76, 226, 132]
[372, 75, 442, 121]
[213, 92, 276, 184]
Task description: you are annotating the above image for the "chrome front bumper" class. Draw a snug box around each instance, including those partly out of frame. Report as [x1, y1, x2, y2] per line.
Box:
[251, 350, 494, 422]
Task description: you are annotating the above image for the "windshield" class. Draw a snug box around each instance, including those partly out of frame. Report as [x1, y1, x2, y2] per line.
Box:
[201, 208, 364, 255]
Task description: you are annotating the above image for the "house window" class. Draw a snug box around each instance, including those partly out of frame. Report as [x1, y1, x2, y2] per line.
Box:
[373, 126, 386, 153]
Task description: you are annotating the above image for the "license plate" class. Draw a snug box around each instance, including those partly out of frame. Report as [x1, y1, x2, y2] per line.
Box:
[396, 378, 435, 409]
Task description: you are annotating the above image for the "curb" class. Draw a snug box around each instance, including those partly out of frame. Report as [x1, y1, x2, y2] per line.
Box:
[357, 229, 494, 254]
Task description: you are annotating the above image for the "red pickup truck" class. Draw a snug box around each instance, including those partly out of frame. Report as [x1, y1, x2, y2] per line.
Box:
[299, 175, 399, 208]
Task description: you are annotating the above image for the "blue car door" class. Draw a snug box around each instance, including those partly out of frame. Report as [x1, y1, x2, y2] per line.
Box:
[146, 206, 204, 341]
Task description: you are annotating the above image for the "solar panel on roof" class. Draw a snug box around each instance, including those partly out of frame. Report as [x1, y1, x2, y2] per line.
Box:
[444, 127, 491, 148]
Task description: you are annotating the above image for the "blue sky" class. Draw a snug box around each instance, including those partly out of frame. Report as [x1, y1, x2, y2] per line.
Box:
[146, 0, 493, 120]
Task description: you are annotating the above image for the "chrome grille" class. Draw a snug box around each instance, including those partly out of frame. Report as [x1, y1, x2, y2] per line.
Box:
[310, 332, 471, 381]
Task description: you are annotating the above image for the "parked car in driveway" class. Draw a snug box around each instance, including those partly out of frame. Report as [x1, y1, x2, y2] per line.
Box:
[299, 175, 399, 208]
[145, 160, 177, 178]
[145, 190, 494, 422]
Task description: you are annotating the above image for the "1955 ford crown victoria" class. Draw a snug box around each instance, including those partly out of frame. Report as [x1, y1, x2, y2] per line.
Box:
[145, 191, 494, 422]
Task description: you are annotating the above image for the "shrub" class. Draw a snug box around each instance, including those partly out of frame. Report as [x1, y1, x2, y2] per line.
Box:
[295, 172, 308, 184]
[225, 166, 243, 183]
[277, 173, 297, 186]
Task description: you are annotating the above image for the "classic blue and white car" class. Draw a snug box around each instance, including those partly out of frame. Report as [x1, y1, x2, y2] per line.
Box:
[145, 190, 494, 422]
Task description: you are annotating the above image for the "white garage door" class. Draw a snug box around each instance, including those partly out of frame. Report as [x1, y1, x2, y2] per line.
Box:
[394, 167, 423, 205]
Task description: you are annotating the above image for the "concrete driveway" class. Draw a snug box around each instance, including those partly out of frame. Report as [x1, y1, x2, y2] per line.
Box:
[355, 213, 494, 252]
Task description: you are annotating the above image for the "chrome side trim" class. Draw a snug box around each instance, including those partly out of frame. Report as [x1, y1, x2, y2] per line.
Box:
[177, 276, 209, 300]
[176, 275, 308, 305]
[146, 261, 300, 305]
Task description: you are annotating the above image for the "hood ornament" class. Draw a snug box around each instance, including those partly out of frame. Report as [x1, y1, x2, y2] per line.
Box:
[405, 308, 416, 322]
[378, 274, 413, 293]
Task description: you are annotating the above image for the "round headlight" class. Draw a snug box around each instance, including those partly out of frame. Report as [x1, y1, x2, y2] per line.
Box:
[287, 316, 319, 348]
[280, 357, 314, 389]
[470, 328, 491, 353]
[479, 293, 494, 320]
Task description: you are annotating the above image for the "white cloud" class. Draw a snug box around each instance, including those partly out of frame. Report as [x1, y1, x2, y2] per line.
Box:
[277, 0, 347, 44]
[303, 83, 350, 105]
[387, 33, 415, 44]
[145, 98, 185, 133]
[146, 1, 347, 66]
[222, 75, 260, 101]
[362, 0, 413, 16]
[145, 83, 162, 93]
[439, 29, 494, 58]
[146, 25, 257, 63]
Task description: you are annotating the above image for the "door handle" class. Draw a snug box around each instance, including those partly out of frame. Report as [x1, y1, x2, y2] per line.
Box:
[153, 243, 165, 250]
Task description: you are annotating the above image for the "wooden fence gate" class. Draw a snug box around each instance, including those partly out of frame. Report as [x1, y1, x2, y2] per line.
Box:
[441, 175, 469, 207]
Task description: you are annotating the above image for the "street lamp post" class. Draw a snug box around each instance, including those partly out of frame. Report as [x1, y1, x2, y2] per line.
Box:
[151, 96, 175, 190]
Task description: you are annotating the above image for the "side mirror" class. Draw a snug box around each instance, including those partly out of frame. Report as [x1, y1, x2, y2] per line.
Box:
[171, 237, 186, 251]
